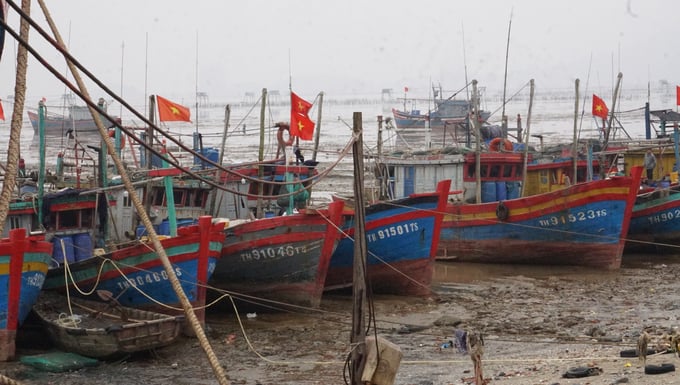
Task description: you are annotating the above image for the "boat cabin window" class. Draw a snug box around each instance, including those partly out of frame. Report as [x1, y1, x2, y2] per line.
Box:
[466, 163, 521, 180]
[150, 187, 207, 209]
[55, 208, 94, 230]
[7, 216, 21, 230]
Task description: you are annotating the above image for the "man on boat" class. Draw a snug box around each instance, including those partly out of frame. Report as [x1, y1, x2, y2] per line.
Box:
[644, 149, 656, 182]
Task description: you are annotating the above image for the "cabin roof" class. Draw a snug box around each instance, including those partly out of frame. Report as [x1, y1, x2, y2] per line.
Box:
[651, 109, 680, 122]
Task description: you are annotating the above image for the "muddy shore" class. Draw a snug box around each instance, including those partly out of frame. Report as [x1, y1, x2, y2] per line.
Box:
[2, 255, 680, 384]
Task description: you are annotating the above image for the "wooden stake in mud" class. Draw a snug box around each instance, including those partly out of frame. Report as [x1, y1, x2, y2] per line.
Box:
[350, 112, 368, 384]
[33, 1, 230, 384]
[467, 331, 485, 385]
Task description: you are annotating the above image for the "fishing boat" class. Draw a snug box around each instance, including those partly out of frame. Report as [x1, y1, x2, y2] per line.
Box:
[0, 228, 53, 361]
[324, 179, 450, 296]
[32, 291, 183, 359]
[370, 141, 643, 269]
[209, 200, 345, 309]
[27, 97, 117, 136]
[391, 100, 491, 130]
[440, 167, 642, 269]
[42, 215, 225, 316]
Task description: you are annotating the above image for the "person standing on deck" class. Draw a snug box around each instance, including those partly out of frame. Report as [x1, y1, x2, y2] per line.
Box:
[644, 149, 657, 182]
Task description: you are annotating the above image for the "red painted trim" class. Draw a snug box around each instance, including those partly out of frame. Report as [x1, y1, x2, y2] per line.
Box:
[148, 168, 183, 177]
[7, 228, 26, 332]
[620, 166, 643, 246]
[194, 216, 212, 325]
[430, 180, 451, 258]
[315, 200, 344, 294]
[50, 201, 97, 211]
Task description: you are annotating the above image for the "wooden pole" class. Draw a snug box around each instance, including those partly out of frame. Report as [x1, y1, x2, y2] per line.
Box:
[350, 112, 368, 384]
[312, 91, 323, 162]
[35, 1, 230, 383]
[521, 79, 534, 197]
[257, 88, 267, 219]
[573, 79, 580, 183]
[472, 80, 481, 203]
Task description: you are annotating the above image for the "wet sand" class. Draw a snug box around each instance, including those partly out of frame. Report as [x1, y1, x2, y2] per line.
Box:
[3, 256, 680, 384]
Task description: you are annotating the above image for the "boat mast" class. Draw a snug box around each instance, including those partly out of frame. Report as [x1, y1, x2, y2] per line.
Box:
[501, 10, 513, 133]
[521, 79, 534, 197]
[472, 80, 481, 203]
[572, 79, 580, 182]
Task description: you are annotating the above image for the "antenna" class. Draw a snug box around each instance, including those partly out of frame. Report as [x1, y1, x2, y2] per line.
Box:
[501, 9, 513, 124]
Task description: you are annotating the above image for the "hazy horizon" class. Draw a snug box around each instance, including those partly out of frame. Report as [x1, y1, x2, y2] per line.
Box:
[0, 0, 677, 109]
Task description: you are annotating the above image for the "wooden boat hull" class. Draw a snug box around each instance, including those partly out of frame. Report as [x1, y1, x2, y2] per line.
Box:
[43, 219, 225, 314]
[27, 109, 116, 135]
[325, 180, 450, 296]
[391, 107, 490, 130]
[0, 229, 53, 361]
[438, 168, 642, 269]
[32, 291, 183, 359]
[626, 189, 680, 252]
[210, 201, 345, 309]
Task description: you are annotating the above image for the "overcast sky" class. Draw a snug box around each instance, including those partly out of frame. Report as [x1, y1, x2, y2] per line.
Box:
[1, 0, 677, 106]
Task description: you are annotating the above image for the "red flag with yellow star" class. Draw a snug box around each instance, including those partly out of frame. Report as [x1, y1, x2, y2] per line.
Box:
[156, 95, 191, 122]
[592, 94, 608, 120]
[289, 91, 314, 140]
[290, 111, 315, 140]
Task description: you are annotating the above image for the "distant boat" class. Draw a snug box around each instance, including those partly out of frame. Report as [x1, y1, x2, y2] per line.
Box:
[391, 98, 491, 130]
[27, 98, 117, 136]
[210, 200, 345, 309]
[325, 179, 450, 296]
[32, 291, 183, 359]
[0, 228, 53, 361]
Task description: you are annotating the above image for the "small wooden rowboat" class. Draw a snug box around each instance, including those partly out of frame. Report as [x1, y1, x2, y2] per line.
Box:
[32, 291, 183, 359]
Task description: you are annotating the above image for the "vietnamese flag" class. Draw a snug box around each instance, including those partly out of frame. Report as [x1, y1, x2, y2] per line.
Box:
[290, 112, 315, 141]
[0, 99, 4, 121]
[676, 86, 680, 106]
[156, 95, 191, 122]
[289, 91, 315, 140]
[592, 94, 609, 120]
[291, 91, 313, 116]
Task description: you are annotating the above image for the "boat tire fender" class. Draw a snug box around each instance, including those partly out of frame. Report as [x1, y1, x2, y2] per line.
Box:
[276, 123, 294, 147]
[644, 363, 675, 374]
[496, 201, 509, 221]
[489, 137, 513, 152]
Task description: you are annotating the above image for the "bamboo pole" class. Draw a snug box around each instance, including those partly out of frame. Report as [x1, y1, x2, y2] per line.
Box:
[34, 1, 230, 384]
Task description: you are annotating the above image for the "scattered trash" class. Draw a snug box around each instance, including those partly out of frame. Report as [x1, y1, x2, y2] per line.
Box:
[246, 312, 257, 319]
[225, 334, 236, 344]
[454, 329, 468, 354]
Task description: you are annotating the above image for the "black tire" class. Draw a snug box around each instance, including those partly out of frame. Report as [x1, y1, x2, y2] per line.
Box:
[562, 367, 590, 378]
[496, 201, 509, 221]
[620, 348, 658, 357]
[645, 363, 675, 374]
